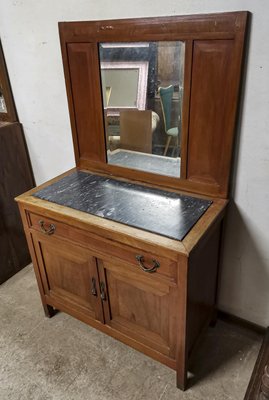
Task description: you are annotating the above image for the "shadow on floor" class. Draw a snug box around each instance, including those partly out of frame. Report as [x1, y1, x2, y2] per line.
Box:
[188, 320, 262, 389]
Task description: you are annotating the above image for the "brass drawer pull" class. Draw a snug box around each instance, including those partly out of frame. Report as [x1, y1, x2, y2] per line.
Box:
[135, 255, 160, 273]
[100, 282, 106, 301]
[91, 277, 97, 296]
[39, 220, 56, 235]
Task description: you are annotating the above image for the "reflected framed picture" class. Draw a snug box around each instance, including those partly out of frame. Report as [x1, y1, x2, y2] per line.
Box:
[100, 61, 149, 116]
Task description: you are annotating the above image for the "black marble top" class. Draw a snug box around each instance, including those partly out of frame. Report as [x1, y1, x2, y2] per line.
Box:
[33, 171, 212, 241]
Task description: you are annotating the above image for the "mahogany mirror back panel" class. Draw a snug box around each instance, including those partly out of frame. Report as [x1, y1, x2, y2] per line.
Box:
[59, 12, 248, 198]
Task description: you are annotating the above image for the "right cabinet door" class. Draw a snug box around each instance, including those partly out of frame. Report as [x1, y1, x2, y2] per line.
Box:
[98, 258, 179, 359]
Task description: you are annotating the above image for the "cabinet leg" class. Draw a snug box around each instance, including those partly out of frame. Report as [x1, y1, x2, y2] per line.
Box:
[43, 304, 56, 318]
[176, 367, 187, 391]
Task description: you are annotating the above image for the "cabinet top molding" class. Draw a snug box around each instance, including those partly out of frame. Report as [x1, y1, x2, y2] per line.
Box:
[59, 12, 248, 41]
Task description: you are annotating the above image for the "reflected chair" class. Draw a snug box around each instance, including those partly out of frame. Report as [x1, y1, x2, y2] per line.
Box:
[159, 85, 179, 156]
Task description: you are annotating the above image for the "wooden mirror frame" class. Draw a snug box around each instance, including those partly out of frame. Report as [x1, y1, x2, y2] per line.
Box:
[59, 11, 248, 198]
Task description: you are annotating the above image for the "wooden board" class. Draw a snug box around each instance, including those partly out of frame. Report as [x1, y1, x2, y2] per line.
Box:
[0, 122, 35, 283]
[244, 328, 269, 399]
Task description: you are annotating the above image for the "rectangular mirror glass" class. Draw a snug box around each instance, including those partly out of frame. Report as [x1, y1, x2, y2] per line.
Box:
[99, 41, 185, 178]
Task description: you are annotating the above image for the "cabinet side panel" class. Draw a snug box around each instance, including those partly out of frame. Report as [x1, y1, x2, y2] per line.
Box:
[187, 222, 222, 354]
[187, 40, 237, 194]
[17, 205, 54, 317]
[67, 43, 106, 163]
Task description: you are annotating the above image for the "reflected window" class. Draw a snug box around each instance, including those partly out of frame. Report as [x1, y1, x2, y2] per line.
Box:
[99, 41, 185, 178]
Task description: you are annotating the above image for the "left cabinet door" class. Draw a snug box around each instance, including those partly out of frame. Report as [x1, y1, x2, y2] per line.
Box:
[31, 232, 104, 322]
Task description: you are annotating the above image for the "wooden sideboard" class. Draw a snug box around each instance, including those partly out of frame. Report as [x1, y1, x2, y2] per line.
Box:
[16, 169, 227, 390]
[0, 122, 34, 283]
[0, 40, 35, 283]
[16, 12, 248, 390]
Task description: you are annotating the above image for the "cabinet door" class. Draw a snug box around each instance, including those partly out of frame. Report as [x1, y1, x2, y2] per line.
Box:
[98, 259, 178, 359]
[32, 233, 103, 322]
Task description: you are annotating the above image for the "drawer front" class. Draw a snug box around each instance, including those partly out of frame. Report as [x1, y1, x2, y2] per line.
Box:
[28, 212, 70, 239]
[27, 211, 178, 285]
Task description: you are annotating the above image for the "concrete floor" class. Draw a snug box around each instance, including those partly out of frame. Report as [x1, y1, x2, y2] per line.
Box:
[0, 265, 262, 400]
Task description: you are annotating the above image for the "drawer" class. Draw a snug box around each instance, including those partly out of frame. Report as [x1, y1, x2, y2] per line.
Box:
[27, 211, 178, 285]
[28, 212, 71, 238]
[110, 248, 178, 285]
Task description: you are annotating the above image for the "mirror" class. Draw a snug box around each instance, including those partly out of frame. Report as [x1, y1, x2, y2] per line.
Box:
[99, 41, 185, 178]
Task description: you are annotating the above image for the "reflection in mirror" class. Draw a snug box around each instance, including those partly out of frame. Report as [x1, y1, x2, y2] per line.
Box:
[99, 41, 185, 178]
